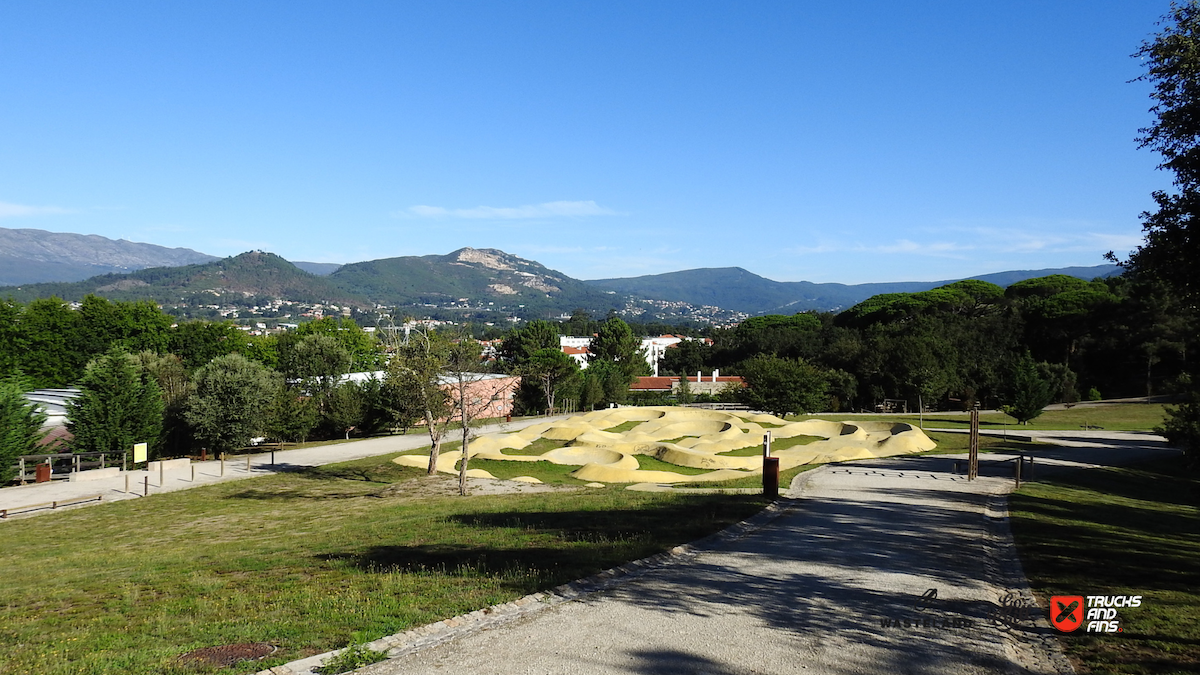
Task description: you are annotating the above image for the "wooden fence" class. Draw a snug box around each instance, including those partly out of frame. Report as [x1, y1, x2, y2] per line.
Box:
[12, 452, 127, 484]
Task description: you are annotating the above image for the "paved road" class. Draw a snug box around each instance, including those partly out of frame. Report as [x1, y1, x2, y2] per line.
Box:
[358, 431, 1177, 675]
[0, 416, 568, 520]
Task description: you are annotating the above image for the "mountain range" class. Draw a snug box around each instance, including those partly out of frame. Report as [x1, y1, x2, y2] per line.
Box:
[0, 226, 339, 284]
[585, 264, 1124, 314]
[0, 227, 1122, 318]
[0, 226, 218, 286]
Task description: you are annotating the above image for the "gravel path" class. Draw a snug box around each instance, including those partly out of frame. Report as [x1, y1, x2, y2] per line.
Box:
[350, 432, 1176, 675]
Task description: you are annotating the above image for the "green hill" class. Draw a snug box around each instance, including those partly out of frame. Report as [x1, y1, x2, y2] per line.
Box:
[328, 247, 624, 317]
[0, 251, 363, 307]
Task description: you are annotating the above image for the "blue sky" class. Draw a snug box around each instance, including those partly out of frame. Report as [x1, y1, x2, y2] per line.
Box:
[0, 1, 1172, 284]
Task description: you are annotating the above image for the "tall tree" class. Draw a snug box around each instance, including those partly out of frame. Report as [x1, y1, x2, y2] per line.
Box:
[0, 373, 47, 483]
[443, 339, 512, 496]
[1125, 3, 1200, 457]
[0, 300, 24, 376]
[521, 347, 579, 414]
[587, 316, 648, 404]
[265, 384, 318, 445]
[169, 321, 243, 371]
[133, 352, 192, 457]
[20, 297, 82, 387]
[284, 333, 352, 407]
[366, 370, 422, 435]
[67, 350, 164, 458]
[185, 353, 279, 455]
[499, 320, 559, 364]
[325, 381, 366, 440]
[499, 320, 562, 414]
[1001, 354, 1054, 425]
[391, 328, 454, 475]
[736, 355, 829, 417]
[292, 317, 382, 371]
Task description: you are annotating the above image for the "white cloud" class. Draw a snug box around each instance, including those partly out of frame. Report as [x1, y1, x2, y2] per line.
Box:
[0, 201, 75, 218]
[395, 200, 623, 220]
[787, 239, 970, 258]
[785, 224, 1139, 260]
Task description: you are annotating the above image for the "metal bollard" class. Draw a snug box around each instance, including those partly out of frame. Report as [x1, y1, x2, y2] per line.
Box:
[125, 474, 130, 494]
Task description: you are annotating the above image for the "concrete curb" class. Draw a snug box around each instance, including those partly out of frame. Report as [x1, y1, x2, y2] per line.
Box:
[255, 489, 804, 675]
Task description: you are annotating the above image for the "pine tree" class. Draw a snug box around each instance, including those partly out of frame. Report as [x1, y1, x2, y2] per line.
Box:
[0, 374, 47, 483]
[1001, 354, 1053, 425]
[67, 350, 164, 458]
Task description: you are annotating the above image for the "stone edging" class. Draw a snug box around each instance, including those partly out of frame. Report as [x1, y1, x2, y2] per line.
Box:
[256, 488, 806, 675]
[981, 494, 1077, 675]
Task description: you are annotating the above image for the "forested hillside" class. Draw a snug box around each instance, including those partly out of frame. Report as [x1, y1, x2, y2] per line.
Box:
[658, 275, 1192, 411]
[585, 264, 1123, 314]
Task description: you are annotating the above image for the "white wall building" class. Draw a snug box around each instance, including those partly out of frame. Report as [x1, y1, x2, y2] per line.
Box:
[560, 334, 699, 375]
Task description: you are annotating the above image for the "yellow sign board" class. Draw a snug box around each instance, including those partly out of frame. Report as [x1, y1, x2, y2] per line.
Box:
[133, 442, 147, 463]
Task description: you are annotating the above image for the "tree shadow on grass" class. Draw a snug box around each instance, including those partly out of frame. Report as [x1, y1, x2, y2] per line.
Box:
[318, 543, 601, 590]
[226, 487, 373, 500]
[313, 497, 766, 589]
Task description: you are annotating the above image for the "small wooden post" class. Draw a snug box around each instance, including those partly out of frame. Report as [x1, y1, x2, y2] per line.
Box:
[1014, 453, 1023, 489]
[143, 476, 149, 496]
[159, 461, 164, 487]
[191, 465, 196, 482]
[246, 455, 252, 472]
[124, 474, 130, 493]
[763, 457, 780, 499]
[968, 408, 980, 481]
[18, 458, 24, 483]
[100, 453, 106, 469]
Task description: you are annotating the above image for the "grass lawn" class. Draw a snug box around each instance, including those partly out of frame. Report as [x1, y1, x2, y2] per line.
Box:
[1009, 456, 1200, 674]
[791, 403, 1170, 433]
[0, 452, 768, 675]
[920, 432, 1048, 456]
[717, 434, 822, 456]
